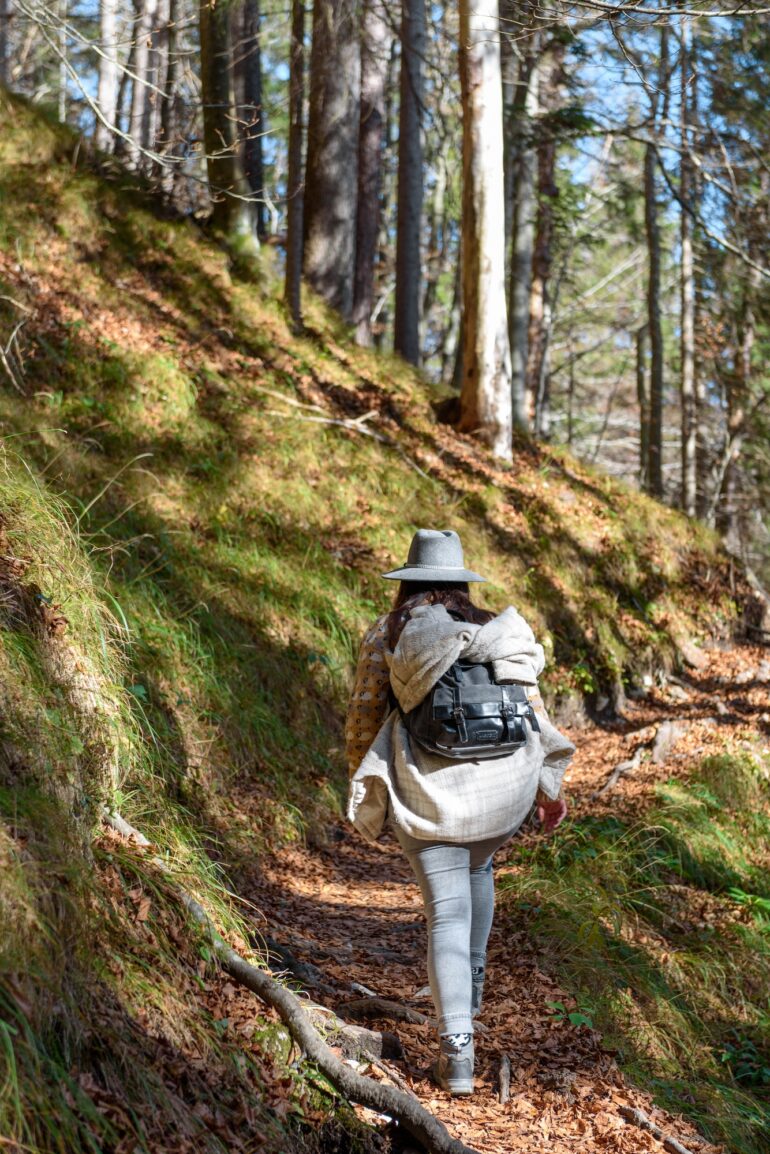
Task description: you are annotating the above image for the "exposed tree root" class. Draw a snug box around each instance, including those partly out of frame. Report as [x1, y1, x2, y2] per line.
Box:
[618, 1105, 696, 1154]
[338, 997, 433, 1027]
[101, 810, 480, 1154]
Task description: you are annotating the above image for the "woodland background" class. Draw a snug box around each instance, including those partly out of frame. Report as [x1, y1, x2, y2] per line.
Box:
[3, 0, 770, 573]
[3, 3, 770, 1154]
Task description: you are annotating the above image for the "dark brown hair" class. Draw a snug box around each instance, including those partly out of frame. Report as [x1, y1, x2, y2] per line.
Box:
[386, 580, 494, 650]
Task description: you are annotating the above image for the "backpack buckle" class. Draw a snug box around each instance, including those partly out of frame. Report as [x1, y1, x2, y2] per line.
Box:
[452, 705, 469, 743]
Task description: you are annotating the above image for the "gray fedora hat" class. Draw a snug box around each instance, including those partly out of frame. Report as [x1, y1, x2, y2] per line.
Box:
[381, 529, 487, 583]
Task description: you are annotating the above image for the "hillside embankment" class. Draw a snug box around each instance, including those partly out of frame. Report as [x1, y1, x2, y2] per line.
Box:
[1, 89, 769, 1154]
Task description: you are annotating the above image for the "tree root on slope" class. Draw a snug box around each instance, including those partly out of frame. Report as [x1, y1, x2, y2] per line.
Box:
[101, 810, 480, 1154]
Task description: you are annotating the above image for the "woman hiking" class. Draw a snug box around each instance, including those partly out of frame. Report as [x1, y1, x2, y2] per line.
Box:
[345, 529, 575, 1096]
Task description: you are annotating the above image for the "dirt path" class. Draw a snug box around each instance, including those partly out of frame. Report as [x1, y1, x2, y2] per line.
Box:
[257, 643, 770, 1154]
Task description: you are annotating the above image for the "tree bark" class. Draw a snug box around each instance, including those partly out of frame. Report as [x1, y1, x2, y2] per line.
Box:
[352, 0, 390, 346]
[680, 15, 696, 516]
[718, 276, 755, 550]
[304, 0, 360, 319]
[636, 324, 649, 489]
[0, 0, 9, 88]
[284, 0, 305, 330]
[527, 47, 562, 437]
[507, 44, 539, 434]
[199, 0, 258, 252]
[644, 141, 664, 498]
[158, 0, 179, 194]
[457, 0, 513, 461]
[644, 23, 669, 500]
[237, 0, 266, 238]
[96, 0, 119, 149]
[394, 0, 425, 365]
[128, 0, 159, 168]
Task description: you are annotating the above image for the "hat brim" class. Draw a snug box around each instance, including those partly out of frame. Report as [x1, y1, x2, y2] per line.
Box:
[381, 565, 487, 583]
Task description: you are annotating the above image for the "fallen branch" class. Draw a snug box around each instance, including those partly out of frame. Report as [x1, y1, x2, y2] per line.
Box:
[498, 1054, 511, 1105]
[590, 747, 642, 801]
[102, 811, 479, 1154]
[618, 1105, 696, 1154]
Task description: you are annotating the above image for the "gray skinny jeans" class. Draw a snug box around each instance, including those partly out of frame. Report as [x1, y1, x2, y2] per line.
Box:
[392, 824, 514, 1035]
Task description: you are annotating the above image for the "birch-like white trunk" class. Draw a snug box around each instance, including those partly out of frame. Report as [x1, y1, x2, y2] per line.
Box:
[458, 0, 512, 462]
[96, 0, 119, 149]
[680, 14, 697, 516]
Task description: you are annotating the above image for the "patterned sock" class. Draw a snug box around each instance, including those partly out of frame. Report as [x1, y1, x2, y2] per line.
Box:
[441, 1032, 472, 1051]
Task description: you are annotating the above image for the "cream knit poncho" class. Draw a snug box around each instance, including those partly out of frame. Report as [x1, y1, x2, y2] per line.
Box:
[347, 604, 575, 843]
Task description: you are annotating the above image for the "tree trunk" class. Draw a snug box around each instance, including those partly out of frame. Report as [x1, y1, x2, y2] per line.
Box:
[304, 0, 360, 319]
[680, 15, 696, 516]
[352, 0, 390, 346]
[526, 46, 562, 436]
[0, 0, 9, 88]
[158, 0, 179, 194]
[718, 276, 755, 550]
[644, 142, 664, 498]
[199, 0, 258, 251]
[636, 324, 649, 489]
[96, 0, 119, 149]
[284, 0, 305, 330]
[394, 0, 425, 365]
[129, 0, 159, 167]
[508, 46, 539, 433]
[457, 0, 513, 462]
[58, 0, 67, 124]
[238, 0, 266, 238]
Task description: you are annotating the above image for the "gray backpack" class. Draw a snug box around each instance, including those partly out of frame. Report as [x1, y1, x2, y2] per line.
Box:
[399, 657, 540, 760]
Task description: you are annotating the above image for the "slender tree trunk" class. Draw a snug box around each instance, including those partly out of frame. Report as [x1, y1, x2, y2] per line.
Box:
[394, 0, 425, 365]
[508, 46, 539, 433]
[421, 160, 446, 325]
[284, 0, 305, 329]
[644, 23, 669, 500]
[142, 1, 162, 156]
[96, 0, 119, 148]
[199, 0, 258, 251]
[159, 0, 179, 194]
[636, 324, 649, 489]
[644, 142, 664, 498]
[58, 0, 67, 123]
[238, 0, 266, 237]
[129, 0, 158, 167]
[0, 0, 9, 87]
[680, 15, 696, 516]
[115, 36, 136, 152]
[527, 48, 562, 435]
[718, 275, 756, 550]
[353, 0, 390, 346]
[304, 0, 360, 319]
[457, 0, 513, 461]
[373, 36, 399, 347]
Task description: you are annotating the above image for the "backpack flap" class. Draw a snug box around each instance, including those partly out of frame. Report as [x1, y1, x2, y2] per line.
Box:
[403, 673, 540, 760]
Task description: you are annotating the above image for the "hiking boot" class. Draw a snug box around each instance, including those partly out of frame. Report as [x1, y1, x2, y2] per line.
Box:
[432, 1034, 474, 1095]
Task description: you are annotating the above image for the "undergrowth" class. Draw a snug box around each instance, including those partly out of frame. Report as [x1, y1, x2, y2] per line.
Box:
[502, 751, 770, 1154]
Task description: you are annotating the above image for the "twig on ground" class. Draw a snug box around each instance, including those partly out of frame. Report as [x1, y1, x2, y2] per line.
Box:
[101, 810, 479, 1154]
[618, 1105, 697, 1154]
[498, 1054, 511, 1105]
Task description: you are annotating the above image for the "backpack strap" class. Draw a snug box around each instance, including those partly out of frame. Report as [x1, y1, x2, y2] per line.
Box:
[451, 686, 469, 743]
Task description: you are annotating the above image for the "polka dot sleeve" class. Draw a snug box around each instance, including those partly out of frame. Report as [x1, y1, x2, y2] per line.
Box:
[345, 615, 393, 778]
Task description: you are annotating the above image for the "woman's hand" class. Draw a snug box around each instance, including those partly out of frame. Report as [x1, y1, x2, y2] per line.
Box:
[535, 788, 567, 834]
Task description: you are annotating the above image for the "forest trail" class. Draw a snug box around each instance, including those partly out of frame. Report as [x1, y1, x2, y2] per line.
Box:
[254, 640, 770, 1154]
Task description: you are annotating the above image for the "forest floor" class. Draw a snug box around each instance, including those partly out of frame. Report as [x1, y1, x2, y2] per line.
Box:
[244, 639, 770, 1154]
